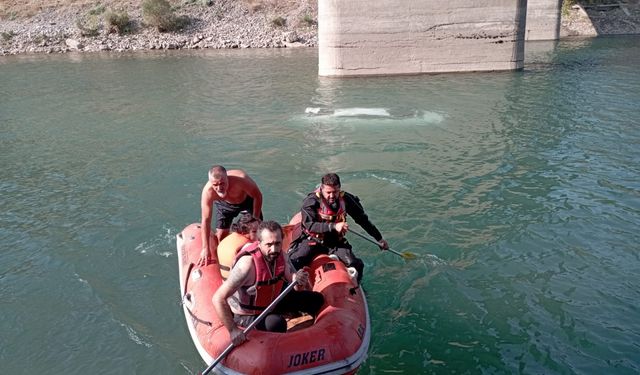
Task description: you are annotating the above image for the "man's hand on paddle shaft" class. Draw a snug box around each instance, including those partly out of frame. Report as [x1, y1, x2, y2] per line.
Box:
[378, 239, 390, 251]
[230, 326, 247, 346]
[293, 267, 311, 291]
[333, 222, 349, 235]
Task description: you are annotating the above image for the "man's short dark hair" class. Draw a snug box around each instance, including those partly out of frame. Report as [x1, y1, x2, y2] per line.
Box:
[321, 173, 341, 187]
[257, 220, 283, 240]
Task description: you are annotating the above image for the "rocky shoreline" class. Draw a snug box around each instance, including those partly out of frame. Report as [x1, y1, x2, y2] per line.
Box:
[1, 1, 639, 56]
[0, 1, 318, 55]
[561, 1, 640, 37]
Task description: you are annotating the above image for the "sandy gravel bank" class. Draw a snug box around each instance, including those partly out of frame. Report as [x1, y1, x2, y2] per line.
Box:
[0, 0, 317, 55]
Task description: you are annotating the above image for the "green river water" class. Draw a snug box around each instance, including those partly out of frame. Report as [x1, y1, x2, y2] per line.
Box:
[1, 37, 639, 374]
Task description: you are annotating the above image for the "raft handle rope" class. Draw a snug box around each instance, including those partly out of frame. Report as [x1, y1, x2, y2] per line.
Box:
[182, 293, 214, 327]
[181, 262, 215, 327]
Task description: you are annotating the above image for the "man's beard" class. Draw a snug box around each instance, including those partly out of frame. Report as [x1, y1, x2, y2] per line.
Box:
[266, 252, 280, 262]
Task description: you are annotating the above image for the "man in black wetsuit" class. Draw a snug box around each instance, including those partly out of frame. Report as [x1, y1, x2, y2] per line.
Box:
[289, 173, 389, 283]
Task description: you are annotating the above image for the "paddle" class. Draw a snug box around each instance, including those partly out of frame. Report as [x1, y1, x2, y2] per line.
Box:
[199, 280, 298, 375]
[349, 229, 417, 260]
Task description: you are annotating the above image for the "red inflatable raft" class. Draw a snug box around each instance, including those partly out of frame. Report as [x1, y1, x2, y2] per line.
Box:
[177, 221, 371, 374]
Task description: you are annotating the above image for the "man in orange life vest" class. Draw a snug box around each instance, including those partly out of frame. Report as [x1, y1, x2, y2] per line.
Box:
[289, 173, 389, 283]
[199, 165, 263, 266]
[212, 221, 324, 346]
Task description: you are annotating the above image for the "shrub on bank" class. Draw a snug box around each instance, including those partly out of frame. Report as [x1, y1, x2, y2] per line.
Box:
[272, 16, 286, 27]
[142, 0, 188, 32]
[301, 13, 316, 26]
[104, 9, 131, 35]
[76, 14, 101, 36]
[1, 30, 15, 41]
[88, 4, 106, 16]
[75, 6, 132, 37]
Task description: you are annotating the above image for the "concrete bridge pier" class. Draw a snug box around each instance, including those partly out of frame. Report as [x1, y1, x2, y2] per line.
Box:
[526, 0, 563, 40]
[319, 0, 528, 77]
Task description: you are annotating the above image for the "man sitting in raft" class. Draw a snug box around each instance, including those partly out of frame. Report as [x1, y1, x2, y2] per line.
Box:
[199, 165, 263, 266]
[289, 173, 389, 283]
[212, 221, 324, 346]
[217, 211, 259, 280]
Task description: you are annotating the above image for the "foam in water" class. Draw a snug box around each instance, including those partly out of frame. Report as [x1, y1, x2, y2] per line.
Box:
[136, 225, 177, 256]
[75, 274, 89, 286]
[305, 107, 322, 114]
[333, 108, 391, 117]
[368, 173, 411, 189]
[421, 111, 444, 124]
[302, 107, 444, 125]
[304, 107, 391, 117]
[120, 322, 153, 348]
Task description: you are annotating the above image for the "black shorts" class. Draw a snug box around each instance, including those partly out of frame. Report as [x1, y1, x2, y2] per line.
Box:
[214, 196, 257, 230]
[232, 290, 324, 332]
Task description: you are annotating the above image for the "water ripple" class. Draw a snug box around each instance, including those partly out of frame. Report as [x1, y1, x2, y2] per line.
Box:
[2, 38, 640, 374]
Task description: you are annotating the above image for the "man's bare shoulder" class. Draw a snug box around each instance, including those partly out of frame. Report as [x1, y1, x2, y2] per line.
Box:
[201, 181, 218, 201]
[227, 169, 248, 178]
[228, 170, 258, 190]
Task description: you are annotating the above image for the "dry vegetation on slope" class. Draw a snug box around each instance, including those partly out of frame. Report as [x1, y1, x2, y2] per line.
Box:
[0, 0, 318, 54]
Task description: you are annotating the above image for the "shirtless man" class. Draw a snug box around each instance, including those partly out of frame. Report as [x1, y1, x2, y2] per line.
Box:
[199, 165, 263, 266]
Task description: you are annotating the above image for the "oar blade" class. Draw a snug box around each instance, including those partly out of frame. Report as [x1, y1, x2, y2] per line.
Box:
[388, 248, 417, 260]
[400, 251, 417, 260]
[349, 229, 418, 261]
